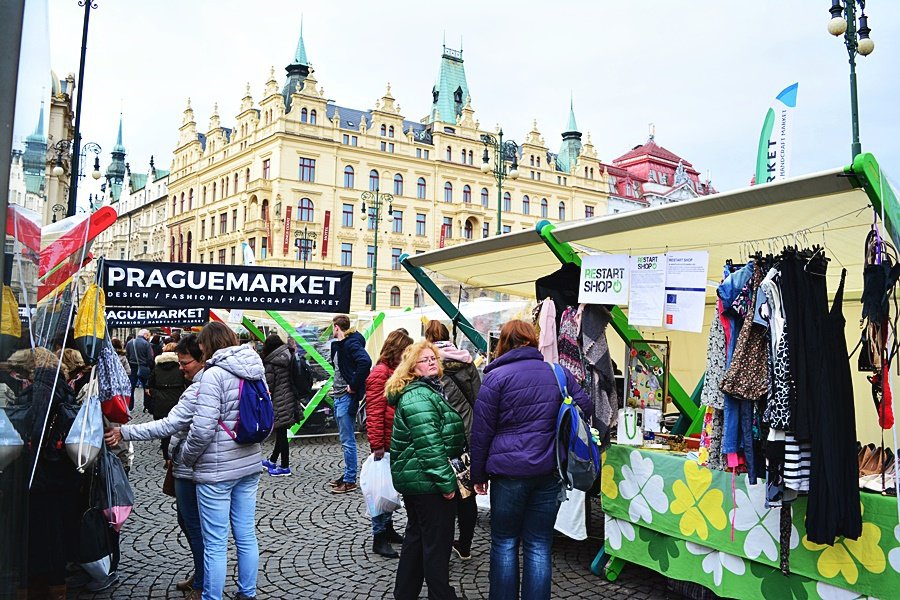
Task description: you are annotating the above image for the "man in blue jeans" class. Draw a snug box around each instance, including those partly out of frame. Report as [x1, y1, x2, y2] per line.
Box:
[328, 315, 372, 494]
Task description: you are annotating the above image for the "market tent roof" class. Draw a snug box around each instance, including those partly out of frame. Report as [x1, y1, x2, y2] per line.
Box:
[404, 167, 882, 301]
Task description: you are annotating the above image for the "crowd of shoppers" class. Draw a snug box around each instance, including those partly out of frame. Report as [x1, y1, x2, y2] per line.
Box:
[81, 315, 586, 600]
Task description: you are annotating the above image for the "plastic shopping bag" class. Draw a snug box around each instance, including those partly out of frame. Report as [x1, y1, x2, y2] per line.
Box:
[0, 408, 24, 472]
[65, 379, 104, 472]
[359, 452, 402, 517]
[79, 506, 113, 580]
[98, 445, 134, 532]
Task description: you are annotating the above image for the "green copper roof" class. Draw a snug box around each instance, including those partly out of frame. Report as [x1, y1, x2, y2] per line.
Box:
[556, 99, 582, 173]
[23, 103, 47, 175]
[294, 18, 308, 65]
[106, 113, 127, 185]
[130, 172, 147, 192]
[566, 96, 578, 133]
[112, 113, 125, 153]
[25, 173, 44, 195]
[430, 46, 469, 125]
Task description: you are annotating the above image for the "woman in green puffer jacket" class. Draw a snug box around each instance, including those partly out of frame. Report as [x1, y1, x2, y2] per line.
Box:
[386, 340, 466, 600]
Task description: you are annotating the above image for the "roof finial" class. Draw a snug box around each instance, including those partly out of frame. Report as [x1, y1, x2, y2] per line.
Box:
[293, 16, 308, 65]
[648, 122, 655, 141]
[565, 94, 578, 133]
[116, 112, 123, 145]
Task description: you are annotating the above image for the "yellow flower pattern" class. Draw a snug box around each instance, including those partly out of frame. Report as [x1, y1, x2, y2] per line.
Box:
[670, 460, 727, 540]
[601, 456, 618, 500]
[802, 504, 886, 585]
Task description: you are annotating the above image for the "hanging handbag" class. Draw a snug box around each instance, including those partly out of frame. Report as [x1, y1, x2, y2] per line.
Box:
[162, 461, 176, 497]
[449, 451, 473, 498]
[96, 340, 132, 423]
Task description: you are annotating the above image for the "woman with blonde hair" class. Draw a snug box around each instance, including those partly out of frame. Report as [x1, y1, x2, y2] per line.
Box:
[365, 328, 414, 558]
[387, 340, 466, 600]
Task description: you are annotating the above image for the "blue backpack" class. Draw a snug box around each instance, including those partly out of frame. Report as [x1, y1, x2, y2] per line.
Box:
[219, 378, 274, 444]
[551, 363, 601, 492]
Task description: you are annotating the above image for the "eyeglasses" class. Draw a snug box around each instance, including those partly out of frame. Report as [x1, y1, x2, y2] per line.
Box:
[416, 356, 438, 365]
[178, 359, 197, 368]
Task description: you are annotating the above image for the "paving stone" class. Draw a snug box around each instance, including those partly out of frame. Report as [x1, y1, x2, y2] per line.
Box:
[71, 413, 670, 599]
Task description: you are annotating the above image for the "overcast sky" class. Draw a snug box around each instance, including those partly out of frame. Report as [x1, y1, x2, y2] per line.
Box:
[42, 0, 900, 194]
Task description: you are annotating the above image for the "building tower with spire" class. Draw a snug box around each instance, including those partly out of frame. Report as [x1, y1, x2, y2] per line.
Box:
[23, 102, 47, 180]
[282, 20, 310, 111]
[106, 114, 127, 201]
[556, 97, 582, 174]
[429, 45, 469, 125]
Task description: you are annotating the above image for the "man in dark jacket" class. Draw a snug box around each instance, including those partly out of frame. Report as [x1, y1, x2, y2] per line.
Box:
[328, 315, 372, 493]
[125, 329, 155, 403]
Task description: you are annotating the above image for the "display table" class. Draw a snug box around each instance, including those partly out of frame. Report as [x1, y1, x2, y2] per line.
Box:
[600, 444, 900, 599]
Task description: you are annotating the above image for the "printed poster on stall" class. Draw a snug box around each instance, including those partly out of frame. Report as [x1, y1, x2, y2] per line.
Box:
[627, 254, 666, 327]
[663, 251, 709, 333]
[578, 254, 630, 305]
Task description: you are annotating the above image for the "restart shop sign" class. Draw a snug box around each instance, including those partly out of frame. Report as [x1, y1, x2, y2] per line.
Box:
[102, 260, 353, 313]
[578, 254, 630, 305]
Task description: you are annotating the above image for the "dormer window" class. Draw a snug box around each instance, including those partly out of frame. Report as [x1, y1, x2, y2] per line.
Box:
[433, 90, 439, 103]
[453, 87, 463, 104]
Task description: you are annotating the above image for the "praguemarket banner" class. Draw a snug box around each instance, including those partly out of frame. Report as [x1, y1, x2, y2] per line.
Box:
[755, 82, 798, 185]
[105, 307, 210, 328]
[101, 260, 353, 313]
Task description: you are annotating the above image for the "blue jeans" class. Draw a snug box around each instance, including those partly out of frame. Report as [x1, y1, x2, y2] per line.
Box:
[196, 473, 260, 600]
[174, 477, 205, 591]
[372, 511, 394, 536]
[333, 394, 357, 483]
[489, 475, 562, 600]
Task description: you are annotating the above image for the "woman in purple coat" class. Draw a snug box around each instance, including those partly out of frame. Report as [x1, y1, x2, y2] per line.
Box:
[471, 320, 591, 600]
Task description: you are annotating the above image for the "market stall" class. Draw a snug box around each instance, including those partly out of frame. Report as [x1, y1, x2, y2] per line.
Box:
[400, 153, 900, 598]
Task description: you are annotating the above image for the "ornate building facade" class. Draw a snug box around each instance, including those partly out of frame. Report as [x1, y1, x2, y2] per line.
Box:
[165, 33, 612, 311]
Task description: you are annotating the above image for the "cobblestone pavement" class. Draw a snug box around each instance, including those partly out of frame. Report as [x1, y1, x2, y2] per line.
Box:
[72, 410, 673, 600]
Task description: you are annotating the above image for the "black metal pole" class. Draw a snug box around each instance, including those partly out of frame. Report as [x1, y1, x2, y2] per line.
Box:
[67, 1, 94, 216]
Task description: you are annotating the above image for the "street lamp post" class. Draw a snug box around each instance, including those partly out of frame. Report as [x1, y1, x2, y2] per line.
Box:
[360, 187, 393, 311]
[480, 129, 519, 236]
[52, 139, 102, 212]
[827, 0, 875, 160]
[294, 224, 317, 269]
[67, 0, 99, 216]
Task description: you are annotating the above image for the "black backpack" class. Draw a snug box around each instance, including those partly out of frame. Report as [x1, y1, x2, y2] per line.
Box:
[289, 352, 314, 402]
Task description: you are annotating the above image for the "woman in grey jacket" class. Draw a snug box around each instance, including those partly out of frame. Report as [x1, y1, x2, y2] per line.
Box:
[105, 334, 206, 599]
[180, 322, 266, 600]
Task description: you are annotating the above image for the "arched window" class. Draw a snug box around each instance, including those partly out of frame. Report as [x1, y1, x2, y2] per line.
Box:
[530, 155, 535, 166]
[212, 182, 216, 199]
[390, 286, 401, 307]
[299, 197, 314, 222]
[369, 170, 380, 191]
[380, 124, 387, 136]
[344, 165, 355, 188]
[584, 166, 589, 178]
[388, 125, 394, 138]
[481, 188, 489, 207]
[180, 192, 185, 212]
[188, 188, 194, 210]
[444, 182, 453, 203]
[417, 177, 427, 199]
[393, 173, 403, 196]
[468, 150, 473, 165]
[202, 187, 207, 205]
[503, 192, 511, 212]
[262, 199, 269, 221]
[171, 196, 176, 215]
[590, 167, 594, 179]
[186, 231, 192, 262]
[233, 173, 238, 192]
[365, 284, 373, 306]
[522, 195, 530, 215]
[558, 201, 566, 221]
[178, 233, 183, 262]
[310, 110, 317, 124]
[461, 149, 467, 163]
[300, 108, 308, 123]
[541, 198, 548, 218]
[245, 168, 250, 186]
[463, 185, 471, 204]
[464, 219, 474, 240]
[446, 146, 452, 161]
[414, 289, 422, 308]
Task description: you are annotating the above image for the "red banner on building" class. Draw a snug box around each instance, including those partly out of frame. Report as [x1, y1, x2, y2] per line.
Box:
[322, 210, 331, 258]
[439, 223, 446, 248]
[266, 210, 273, 259]
[282, 206, 292, 256]
[177, 224, 183, 261]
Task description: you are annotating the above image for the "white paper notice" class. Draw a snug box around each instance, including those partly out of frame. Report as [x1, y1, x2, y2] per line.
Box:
[578, 254, 630, 305]
[228, 309, 244, 324]
[628, 254, 666, 327]
[663, 251, 709, 333]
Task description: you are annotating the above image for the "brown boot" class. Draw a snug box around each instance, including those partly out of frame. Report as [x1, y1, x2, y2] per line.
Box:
[175, 574, 195, 592]
[46, 585, 66, 600]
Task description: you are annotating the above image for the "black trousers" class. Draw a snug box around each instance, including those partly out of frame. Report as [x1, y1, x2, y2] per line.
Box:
[394, 493, 458, 600]
[269, 426, 289, 468]
[455, 492, 477, 553]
